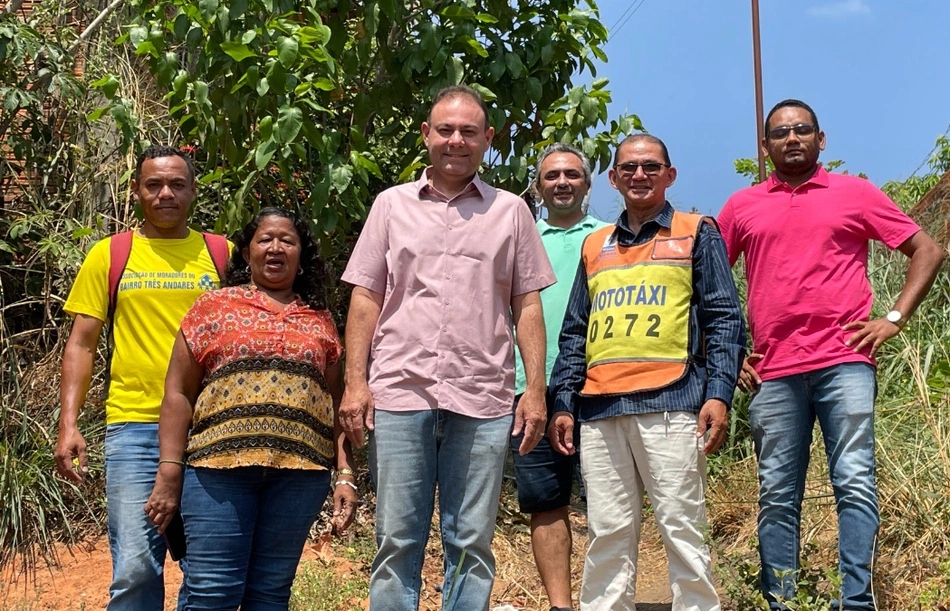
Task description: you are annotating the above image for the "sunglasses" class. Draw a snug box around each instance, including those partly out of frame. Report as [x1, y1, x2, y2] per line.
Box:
[613, 162, 668, 177]
[768, 123, 816, 140]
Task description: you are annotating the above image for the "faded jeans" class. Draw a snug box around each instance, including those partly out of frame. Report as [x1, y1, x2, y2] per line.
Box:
[105, 422, 185, 611]
[751, 362, 879, 610]
[368, 409, 512, 611]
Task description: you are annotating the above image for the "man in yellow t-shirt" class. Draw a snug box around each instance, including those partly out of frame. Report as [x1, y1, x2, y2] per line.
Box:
[54, 146, 228, 611]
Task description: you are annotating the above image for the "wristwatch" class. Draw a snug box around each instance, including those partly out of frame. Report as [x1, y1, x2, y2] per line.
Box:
[885, 310, 905, 328]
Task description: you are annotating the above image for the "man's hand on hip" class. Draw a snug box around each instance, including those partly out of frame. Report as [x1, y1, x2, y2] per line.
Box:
[696, 399, 728, 455]
[843, 318, 901, 357]
[513, 386, 546, 455]
[548, 411, 576, 456]
[339, 380, 375, 448]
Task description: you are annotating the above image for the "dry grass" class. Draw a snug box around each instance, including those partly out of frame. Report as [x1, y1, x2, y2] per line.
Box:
[294, 474, 690, 610]
[708, 409, 950, 610]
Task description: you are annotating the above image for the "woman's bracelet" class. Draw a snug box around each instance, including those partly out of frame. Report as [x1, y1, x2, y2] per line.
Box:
[158, 458, 185, 468]
[335, 479, 358, 492]
[336, 468, 356, 477]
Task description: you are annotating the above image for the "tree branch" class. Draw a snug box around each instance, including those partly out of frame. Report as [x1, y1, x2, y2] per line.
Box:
[1, 0, 27, 16]
[0, 0, 125, 143]
[66, 0, 125, 56]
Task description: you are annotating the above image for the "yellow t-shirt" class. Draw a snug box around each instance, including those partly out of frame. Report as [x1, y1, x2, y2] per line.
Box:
[64, 230, 228, 424]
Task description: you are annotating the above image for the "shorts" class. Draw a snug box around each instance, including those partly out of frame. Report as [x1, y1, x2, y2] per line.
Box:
[509, 392, 579, 514]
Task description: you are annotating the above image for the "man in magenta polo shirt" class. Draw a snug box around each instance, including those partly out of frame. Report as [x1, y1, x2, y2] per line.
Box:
[718, 99, 944, 610]
[339, 85, 555, 611]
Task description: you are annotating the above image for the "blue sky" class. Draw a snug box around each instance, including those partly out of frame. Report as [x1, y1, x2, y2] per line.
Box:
[583, 0, 950, 221]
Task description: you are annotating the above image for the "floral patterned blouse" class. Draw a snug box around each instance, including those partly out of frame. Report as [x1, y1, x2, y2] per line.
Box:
[180, 286, 342, 470]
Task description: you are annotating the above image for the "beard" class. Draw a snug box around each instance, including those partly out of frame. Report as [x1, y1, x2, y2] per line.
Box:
[548, 198, 581, 210]
[774, 150, 819, 176]
[547, 189, 586, 210]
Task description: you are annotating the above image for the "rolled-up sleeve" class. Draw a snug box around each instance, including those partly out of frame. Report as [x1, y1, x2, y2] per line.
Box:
[548, 258, 590, 417]
[694, 222, 746, 406]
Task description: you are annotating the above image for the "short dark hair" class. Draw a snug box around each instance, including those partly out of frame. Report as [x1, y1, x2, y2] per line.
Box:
[765, 99, 820, 134]
[613, 133, 671, 167]
[225, 207, 331, 311]
[428, 85, 491, 131]
[135, 145, 196, 182]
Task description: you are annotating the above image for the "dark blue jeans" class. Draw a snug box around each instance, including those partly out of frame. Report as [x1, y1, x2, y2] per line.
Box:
[179, 466, 331, 611]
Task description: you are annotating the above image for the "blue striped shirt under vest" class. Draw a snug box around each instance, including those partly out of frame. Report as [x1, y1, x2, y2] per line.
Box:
[549, 202, 746, 422]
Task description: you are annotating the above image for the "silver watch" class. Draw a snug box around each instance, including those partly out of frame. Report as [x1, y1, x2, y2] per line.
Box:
[885, 310, 905, 328]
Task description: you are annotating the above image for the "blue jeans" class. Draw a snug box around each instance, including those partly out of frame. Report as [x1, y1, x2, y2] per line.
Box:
[105, 422, 184, 611]
[178, 466, 331, 611]
[368, 409, 512, 611]
[750, 362, 879, 610]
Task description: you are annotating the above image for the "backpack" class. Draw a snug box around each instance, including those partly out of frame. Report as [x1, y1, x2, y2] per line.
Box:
[106, 230, 230, 317]
[101, 230, 230, 399]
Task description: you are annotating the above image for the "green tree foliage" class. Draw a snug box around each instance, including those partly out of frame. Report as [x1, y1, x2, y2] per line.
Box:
[732, 156, 773, 185]
[0, 3, 89, 265]
[733, 157, 855, 186]
[111, 0, 640, 235]
[882, 135, 950, 211]
[0, 5, 83, 176]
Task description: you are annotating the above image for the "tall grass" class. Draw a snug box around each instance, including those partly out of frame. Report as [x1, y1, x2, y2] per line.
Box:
[871, 247, 950, 603]
[0, 333, 106, 577]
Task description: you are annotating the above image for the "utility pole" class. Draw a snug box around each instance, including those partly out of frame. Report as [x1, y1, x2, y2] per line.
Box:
[751, 0, 766, 182]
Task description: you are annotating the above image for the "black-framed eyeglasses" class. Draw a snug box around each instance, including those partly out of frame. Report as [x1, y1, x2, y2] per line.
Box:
[768, 123, 816, 140]
[614, 162, 668, 177]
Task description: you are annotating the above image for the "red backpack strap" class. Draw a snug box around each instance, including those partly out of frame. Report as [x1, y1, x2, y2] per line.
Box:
[108, 231, 135, 317]
[201, 232, 230, 282]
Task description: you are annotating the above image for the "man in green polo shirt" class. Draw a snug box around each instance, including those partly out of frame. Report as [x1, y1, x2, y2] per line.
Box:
[511, 143, 610, 611]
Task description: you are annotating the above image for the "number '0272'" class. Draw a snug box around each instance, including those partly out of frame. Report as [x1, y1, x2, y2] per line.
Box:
[589, 314, 661, 343]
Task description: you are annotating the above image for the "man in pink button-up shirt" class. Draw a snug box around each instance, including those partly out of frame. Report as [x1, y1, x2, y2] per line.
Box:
[340, 85, 556, 611]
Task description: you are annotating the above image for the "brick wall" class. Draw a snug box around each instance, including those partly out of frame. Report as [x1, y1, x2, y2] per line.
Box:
[2, 0, 87, 202]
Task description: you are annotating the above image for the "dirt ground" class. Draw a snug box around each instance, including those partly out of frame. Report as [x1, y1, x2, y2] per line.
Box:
[484, 507, 676, 611]
[0, 538, 184, 610]
[0, 511, 682, 611]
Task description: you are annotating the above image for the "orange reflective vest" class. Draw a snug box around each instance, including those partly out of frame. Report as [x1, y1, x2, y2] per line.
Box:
[580, 211, 705, 396]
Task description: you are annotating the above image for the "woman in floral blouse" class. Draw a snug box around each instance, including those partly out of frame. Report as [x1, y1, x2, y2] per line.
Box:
[145, 207, 356, 609]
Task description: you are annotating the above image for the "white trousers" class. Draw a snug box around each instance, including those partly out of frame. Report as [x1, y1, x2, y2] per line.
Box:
[579, 411, 720, 611]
